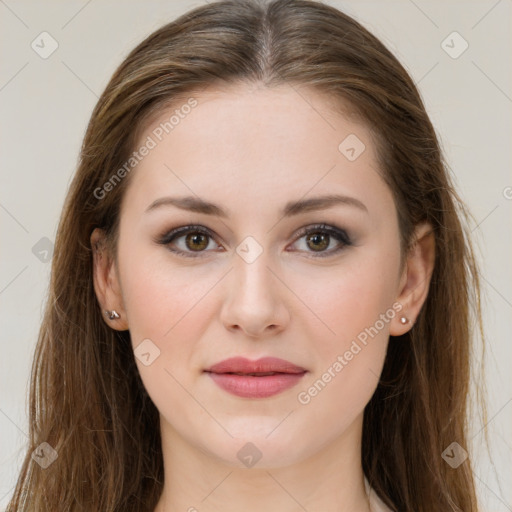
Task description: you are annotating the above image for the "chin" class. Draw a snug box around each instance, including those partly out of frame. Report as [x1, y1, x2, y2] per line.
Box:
[191, 428, 299, 469]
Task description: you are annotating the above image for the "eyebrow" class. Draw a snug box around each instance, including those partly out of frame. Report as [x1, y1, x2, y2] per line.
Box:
[144, 193, 368, 217]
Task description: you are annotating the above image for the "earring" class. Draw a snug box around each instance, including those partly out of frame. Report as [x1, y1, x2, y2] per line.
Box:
[105, 310, 120, 320]
[399, 316, 409, 324]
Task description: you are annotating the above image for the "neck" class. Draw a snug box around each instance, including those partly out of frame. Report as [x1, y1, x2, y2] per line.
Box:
[154, 413, 371, 512]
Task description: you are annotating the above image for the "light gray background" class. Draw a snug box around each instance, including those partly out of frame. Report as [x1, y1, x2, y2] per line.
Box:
[0, 0, 510, 510]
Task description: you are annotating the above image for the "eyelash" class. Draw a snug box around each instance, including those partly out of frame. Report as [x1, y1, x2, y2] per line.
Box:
[155, 223, 352, 259]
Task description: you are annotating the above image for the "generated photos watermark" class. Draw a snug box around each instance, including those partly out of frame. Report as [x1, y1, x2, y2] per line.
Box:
[93, 97, 198, 200]
[297, 301, 403, 405]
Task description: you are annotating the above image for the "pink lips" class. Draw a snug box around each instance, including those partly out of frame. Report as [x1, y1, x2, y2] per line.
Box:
[204, 357, 307, 398]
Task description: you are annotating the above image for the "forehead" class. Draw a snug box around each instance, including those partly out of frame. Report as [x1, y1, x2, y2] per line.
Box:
[122, 82, 392, 219]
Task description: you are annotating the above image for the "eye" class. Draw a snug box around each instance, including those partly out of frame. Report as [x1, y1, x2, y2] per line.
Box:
[156, 223, 352, 259]
[156, 225, 220, 258]
[289, 223, 352, 257]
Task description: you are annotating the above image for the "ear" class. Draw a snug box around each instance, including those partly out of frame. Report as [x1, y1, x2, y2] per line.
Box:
[90, 228, 129, 331]
[390, 222, 435, 336]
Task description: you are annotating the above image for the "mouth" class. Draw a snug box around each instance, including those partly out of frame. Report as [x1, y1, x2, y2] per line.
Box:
[204, 357, 307, 398]
[205, 356, 307, 375]
[217, 371, 292, 376]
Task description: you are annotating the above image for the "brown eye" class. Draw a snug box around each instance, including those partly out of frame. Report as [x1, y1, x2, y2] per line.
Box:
[185, 232, 210, 251]
[305, 232, 330, 252]
[290, 223, 352, 258]
[157, 225, 219, 258]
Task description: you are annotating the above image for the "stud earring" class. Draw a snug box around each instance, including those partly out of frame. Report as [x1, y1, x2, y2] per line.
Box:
[105, 310, 120, 320]
[399, 316, 409, 325]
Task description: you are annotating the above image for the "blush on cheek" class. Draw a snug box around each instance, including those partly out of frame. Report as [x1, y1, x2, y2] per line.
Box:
[303, 280, 393, 388]
[125, 270, 226, 355]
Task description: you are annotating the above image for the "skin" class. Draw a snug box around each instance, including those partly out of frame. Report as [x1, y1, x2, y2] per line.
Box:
[91, 82, 435, 512]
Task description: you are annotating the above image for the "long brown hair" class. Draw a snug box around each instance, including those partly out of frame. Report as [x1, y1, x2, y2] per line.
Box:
[7, 0, 487, 510]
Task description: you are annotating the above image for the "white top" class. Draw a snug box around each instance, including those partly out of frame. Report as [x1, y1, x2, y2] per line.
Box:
[364, 476, 394, 512]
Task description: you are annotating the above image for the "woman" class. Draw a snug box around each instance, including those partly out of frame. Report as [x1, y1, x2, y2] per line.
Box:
[7, 0, 486, 510]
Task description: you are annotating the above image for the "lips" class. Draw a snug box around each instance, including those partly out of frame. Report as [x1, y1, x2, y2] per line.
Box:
[205, 356, 307, 375]
[204, 357, 307, 398]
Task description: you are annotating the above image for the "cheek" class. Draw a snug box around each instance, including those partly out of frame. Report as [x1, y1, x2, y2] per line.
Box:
[119, 253, 224, 414]
[119, 245, 222, 344]
[297, 256, 399, 350]
[293, 253, 399, 408]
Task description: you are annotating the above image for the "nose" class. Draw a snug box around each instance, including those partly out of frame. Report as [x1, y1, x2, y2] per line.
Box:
[219, 250, 290, 338]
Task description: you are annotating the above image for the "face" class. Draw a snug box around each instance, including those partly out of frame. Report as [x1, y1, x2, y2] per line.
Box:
[95, 82, 416, 469]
